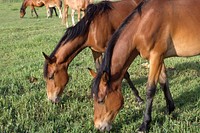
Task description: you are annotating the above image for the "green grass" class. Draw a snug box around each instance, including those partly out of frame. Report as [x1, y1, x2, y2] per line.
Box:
[0, 1, 200, 133]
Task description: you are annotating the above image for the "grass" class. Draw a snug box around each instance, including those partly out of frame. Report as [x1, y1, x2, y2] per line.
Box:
[0, 1, 200, 133]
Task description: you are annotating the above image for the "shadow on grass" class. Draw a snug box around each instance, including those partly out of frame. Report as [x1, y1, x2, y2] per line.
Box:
[172, 85, 199, 114]
[53, 61, 199, 132]
[173, 61, 200, 72]
[111, 61, 200, 131]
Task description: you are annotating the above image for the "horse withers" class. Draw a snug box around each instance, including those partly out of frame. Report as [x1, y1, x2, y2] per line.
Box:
[42, 0, 143, 103]
[92, 0, 200, 132]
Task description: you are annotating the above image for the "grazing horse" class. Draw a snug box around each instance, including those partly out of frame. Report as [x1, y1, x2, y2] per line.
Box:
[62, 0, 91, 27]
[20, 0, 58, 18]
[39, 0, 62, 18]
[91, 0, 200, 132]
[42, 0, 144, 103]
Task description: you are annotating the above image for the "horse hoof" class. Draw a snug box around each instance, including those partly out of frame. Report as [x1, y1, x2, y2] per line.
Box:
[138, 123, 148, 133]
[135, 98, 144, 105]
[168, 104, 175, 114]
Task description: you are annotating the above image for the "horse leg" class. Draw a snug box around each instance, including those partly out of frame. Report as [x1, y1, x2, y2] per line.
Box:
[91, 50, 103, 71]
[81, 10, 85, 18]
[77, 9, 81, 22]
[71, 9, 76, 26]
[159, 63, 175, 114]
[139, 54, 163, 132]
[30, 6, 33, 17]
[52, 7, 58, 16]
[57, 5, 62, 18]
[62, 5, 68, 27]
[124, 72, 143, 104]
[33, 8, 38, 17]
[49, 8, 53, 17]
[31, 6, 38, 18]
[46, 7, 51, 18]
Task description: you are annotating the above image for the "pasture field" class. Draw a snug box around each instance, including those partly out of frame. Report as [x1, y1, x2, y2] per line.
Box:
[0, 1, 199, 133]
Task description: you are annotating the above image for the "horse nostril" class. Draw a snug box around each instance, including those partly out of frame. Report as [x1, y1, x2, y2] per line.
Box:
[54, 97, 60, 103]
[99, 126, 106, 132]
[48, 97, 60, 104]
[98, 98, 104, 104]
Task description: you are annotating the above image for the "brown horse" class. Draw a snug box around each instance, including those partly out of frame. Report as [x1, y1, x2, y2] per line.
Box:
[39, 0, 62, 18]
[20, 0, 58, 18]
[92, 0, 200, 132]
[42, 0, 143, 103]
[62, 0, 91, 27]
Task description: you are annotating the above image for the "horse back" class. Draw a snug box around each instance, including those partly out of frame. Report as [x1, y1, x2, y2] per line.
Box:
[165, 0, 200, 57]
[132, 0, 200, 58]
[86, 0, 139, 52]
[64, 0, 90, 9]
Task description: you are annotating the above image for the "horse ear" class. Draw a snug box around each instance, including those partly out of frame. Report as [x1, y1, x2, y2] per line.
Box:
[87, 68, 97, 78]
[42, 52, 56, 64]
[102, 71, 109, 83]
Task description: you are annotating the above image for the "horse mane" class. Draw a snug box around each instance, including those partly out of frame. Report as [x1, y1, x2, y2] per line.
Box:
[44, 1, 113, 78]
[92, 0, 148, 97]
[20, 0, 27, 10]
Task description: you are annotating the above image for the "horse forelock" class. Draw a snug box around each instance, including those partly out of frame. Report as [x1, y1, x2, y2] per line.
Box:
[91, 66, 107, 98]
[91, 0, 148, 95]
[91, 72, 101, 98]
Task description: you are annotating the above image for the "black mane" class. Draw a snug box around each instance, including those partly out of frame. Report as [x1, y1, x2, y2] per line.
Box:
[43, 1, 113, 78]
[20, 0, 26, 11]
[92, 0, 147, 97]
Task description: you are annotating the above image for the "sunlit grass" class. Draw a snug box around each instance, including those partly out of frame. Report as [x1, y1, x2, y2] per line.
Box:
[0, 1, 200, 133]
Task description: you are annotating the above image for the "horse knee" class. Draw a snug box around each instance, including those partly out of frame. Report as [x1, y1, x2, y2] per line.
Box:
[146, 84, 156, 99]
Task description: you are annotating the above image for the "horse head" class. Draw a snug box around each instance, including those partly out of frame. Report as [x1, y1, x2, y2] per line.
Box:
[20, 8, 26, 18]
[89, 68, 124, 132]
[43, 52, 69, 103]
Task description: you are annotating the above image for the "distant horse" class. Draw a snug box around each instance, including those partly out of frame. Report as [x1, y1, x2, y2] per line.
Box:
[42, 0, 143, 103]
[20, 0, 58, 18]
[62, 0, 91, 27]
[39, 0, 62, 18]
[91, 0, 200, 132]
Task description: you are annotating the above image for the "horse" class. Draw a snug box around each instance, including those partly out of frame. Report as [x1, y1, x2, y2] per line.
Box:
[62, 0, 91, 27]
[20, 0, 58, 18]
[91, 0, 200, 132]
[42, 0, 144, 104]
[38, 0, 62, 18]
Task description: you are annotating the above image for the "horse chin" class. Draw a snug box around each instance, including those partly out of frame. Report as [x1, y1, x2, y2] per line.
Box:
[95, 121, 112, 132]
[48, 96, 60, 103]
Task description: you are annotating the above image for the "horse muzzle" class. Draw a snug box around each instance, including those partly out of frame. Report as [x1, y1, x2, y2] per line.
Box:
[47, 95, 60, 103]
[94, 121, 112, 132]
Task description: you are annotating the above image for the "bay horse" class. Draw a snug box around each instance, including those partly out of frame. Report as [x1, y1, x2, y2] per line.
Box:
[38, 0, 62, 18]
[91, 0, 200, 132]
[20, 0, 58, 18]
[62, 0, 91, 27]
[42, 0, 144, 103]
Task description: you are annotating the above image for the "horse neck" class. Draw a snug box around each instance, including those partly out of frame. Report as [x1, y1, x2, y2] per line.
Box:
[55, 36, 87, 68]
[21, 0, 28, 10]
[105, 14, 142, 82]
